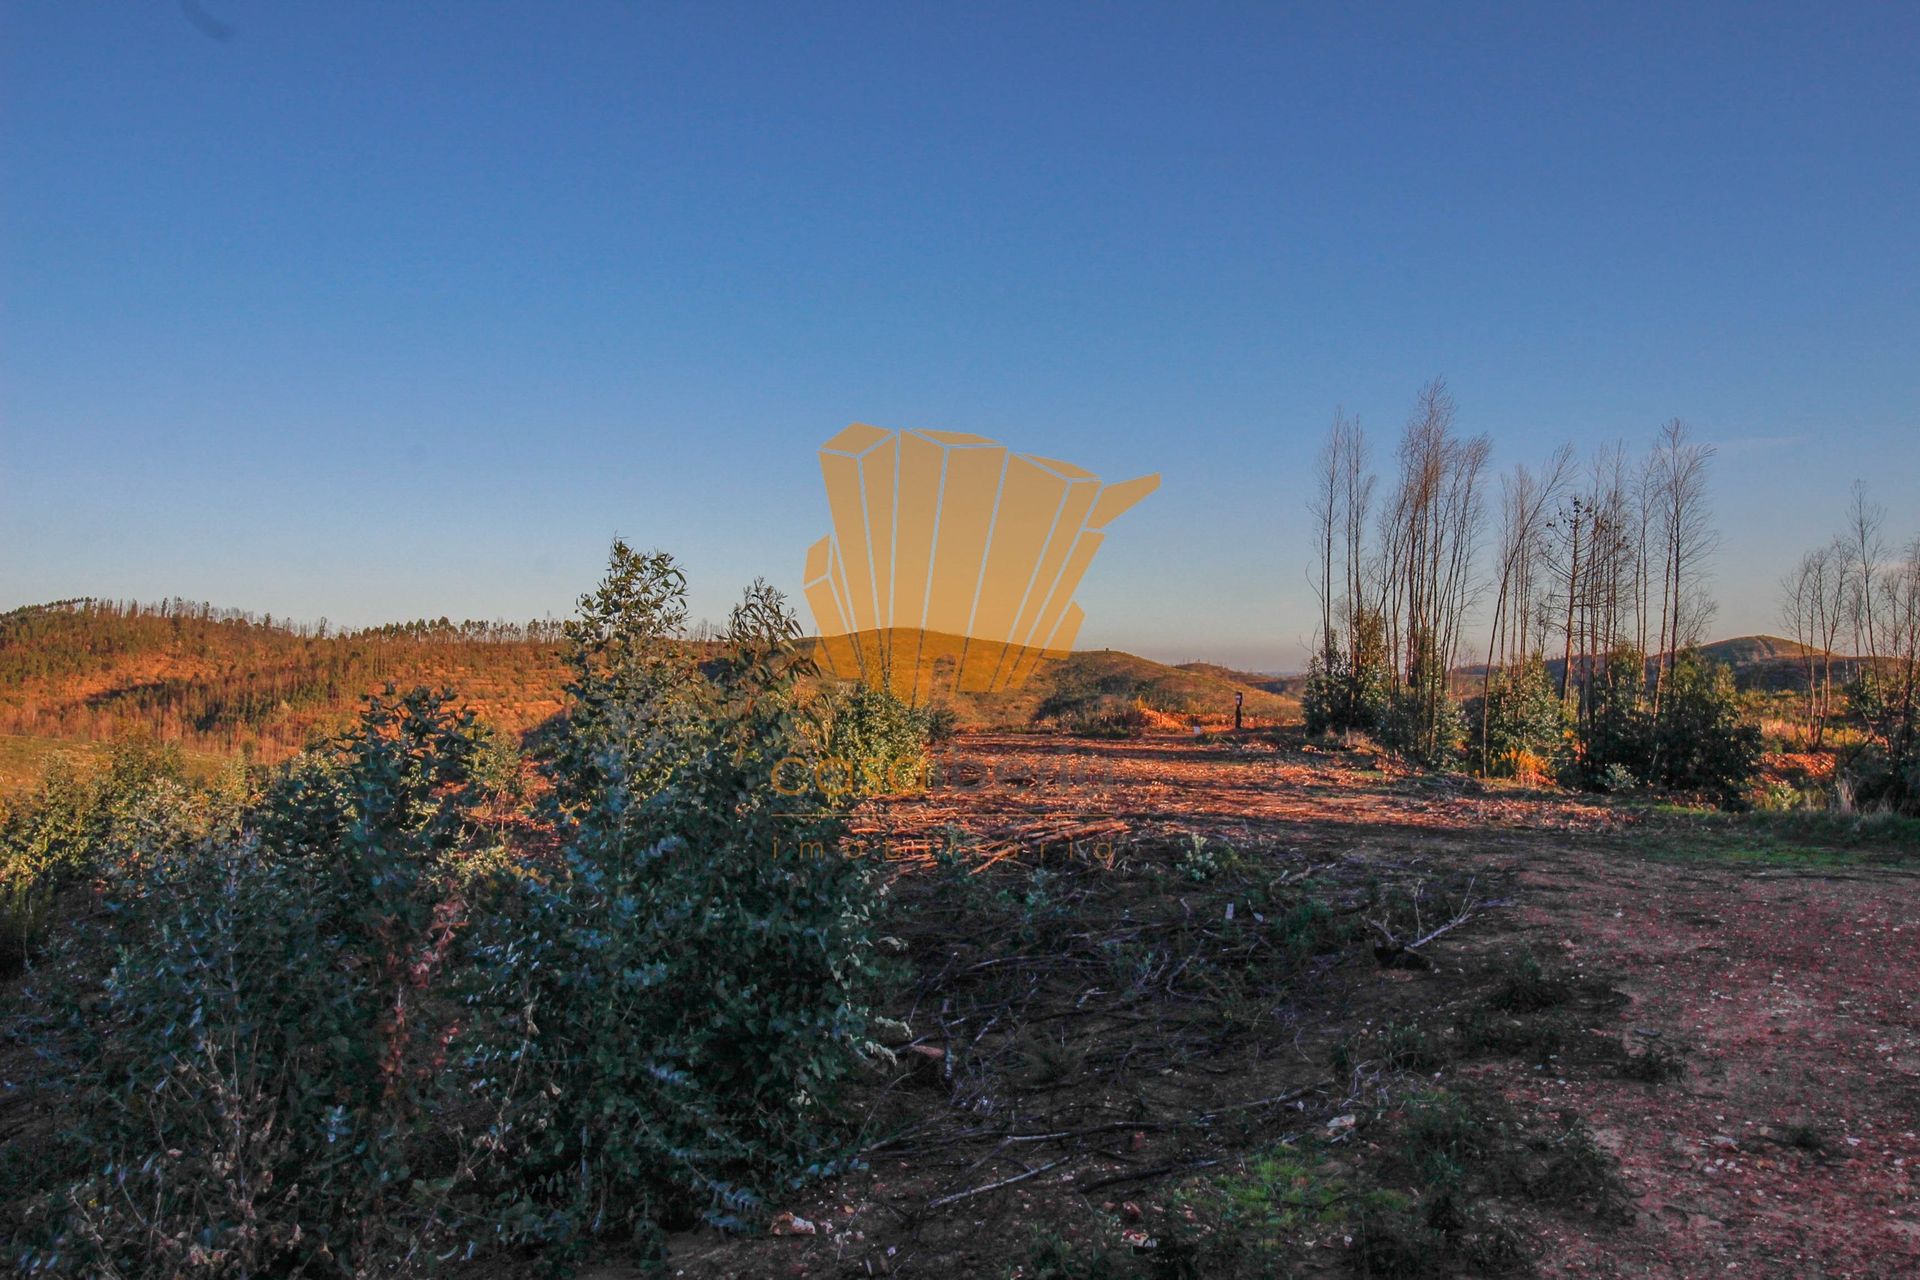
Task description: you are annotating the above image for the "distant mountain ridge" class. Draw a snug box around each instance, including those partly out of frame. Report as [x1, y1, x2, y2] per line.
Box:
[1453, 634, 1871, 693]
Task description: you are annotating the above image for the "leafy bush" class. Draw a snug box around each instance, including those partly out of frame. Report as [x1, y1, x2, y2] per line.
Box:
[540, 539, 707, 824]
[1836, 662, 1920, 812]
[1474, 656, 1570, 781]
[14, 688, 498, 1275]
[1303, 643, 1388, 738]
[1842, 740, 1920, 815]
[1304, 610, 1390, 738]
[0, 740, 239, 972]
[817, 680, 933, 797]
[1648, 650, 1762, 803]
[5, 550, 892, 1273]
[471, 563, 884, 1256]
[1570, 648, 1650, 791]
[1031, 673, 1153, 737]
[1573, 647, 1759, 805]
[923, 703, 960, 744]
[1376, 681, 1467, 769]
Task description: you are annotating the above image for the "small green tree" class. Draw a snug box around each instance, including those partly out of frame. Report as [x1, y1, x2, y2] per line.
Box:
[1303, 609, 1389, 736]
[542, 538, 707, 822]
[19, 689, 496, 1274]
[1376, 630, 1465, 767]
[1572, 647, 1758, 804]
[818, 681, 932, 796]
[1574, 647, 1652, 791]
[478, 561, 883, 1258]
[1476, 654, 1571, 780]
[1650, 649, 1762, 804]
[0, 740, 231, 972]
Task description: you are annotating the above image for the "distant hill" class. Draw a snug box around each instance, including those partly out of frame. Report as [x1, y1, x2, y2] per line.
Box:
[17, 597, 1858, 797]
[1693, 635, 1881, 693]
[0, 600, 571, 787]
[0, 600, 1299, 795]
[1175, 661, 1294, 694]
[1455, 634, 1873, 694]
[1694, 634, 1816, 666]
[1016, 649, 1297, 728]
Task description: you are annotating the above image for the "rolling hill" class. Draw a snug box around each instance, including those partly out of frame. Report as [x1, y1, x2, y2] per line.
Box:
[6, 595, 1868, 799]
[1449, 634, 1876, 694]
[0, 600, 1298, 795]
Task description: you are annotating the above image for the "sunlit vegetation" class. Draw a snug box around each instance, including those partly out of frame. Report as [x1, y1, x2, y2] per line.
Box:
[0, 600, 1295, 799]
[1302, 385, 1917, 815]
[0, 547, 907, 1274]
[0, 598, 573, 761]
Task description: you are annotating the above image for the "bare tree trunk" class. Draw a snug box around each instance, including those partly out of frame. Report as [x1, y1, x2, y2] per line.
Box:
[1845, 480, 1887, 665]
[1311, 412, 1347, 666]
[1559, 499, 1583, 702]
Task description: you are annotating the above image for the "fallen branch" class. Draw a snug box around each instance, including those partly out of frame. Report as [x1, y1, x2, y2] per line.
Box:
[1080, 1156, 1226, 1192]
[927, 1156, 1073, 1209]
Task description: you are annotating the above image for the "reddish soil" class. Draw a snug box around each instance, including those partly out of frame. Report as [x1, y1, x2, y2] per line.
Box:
[1506, 848, 1920, 1277]
[647, 733, 1920, 1279]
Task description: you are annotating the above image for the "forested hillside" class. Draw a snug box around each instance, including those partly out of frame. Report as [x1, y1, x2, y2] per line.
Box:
[0, 599, 571, 763]
[0, 599, 1297, 792]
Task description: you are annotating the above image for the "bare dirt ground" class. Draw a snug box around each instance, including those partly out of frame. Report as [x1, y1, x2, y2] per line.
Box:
[652, 732, 1920, 1279]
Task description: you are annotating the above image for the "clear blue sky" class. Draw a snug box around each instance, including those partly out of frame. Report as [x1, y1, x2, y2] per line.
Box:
[4, 2, 1916, 671]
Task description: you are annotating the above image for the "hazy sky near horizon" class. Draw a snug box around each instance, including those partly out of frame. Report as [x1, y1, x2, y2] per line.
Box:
[3, 2, 1917, 671]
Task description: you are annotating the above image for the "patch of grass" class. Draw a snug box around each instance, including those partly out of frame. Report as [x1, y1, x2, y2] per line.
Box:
[1619, 1040, 1685, 1084]
[1376, 1021, 1450, 1073]
[1348, 1092, 1537, 1276]
[1213, 1142, 1395, 1234]
[1486, 952, 1573, 1013]
[1175, 1141, 1411, 1277]
[1452, 1006, 1565, 1067]
[1631, 807, 1920, 868]
[1395, 1091, 1492, 1190]
[1387, 1089, 1629, 1207]
[1006, 1228, 1138, 1280]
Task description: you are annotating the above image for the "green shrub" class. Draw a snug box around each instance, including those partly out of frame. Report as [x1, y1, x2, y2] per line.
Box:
[1304, 610, 1390, 738]
[1841, 738, 1920, 816]
[1649, 650, 1763, 804]
[1474, 655, 1571, 779]
[1304, 615, 1391, 739]
[15, 688, 497, 1275]
[5, 549, 893, 1273]
[0, 741, 236, 972]
[1304, 648, 1385, 737]
[1377, 682, 1467, 769]
[474, 566, 884, 1256]
[1032, 674, 1152, 737]
[1570, 647, 1652, 791]
[818, 680, 932, 796]
[540, 539, 708, 824]
[1573, 648, 1760, 805]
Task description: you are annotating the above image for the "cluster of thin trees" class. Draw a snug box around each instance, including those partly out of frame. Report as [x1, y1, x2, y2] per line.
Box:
[1310, 380, 1724, 772]
[24, 598, 571, 646]
[1779, 485, 1920, 798]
